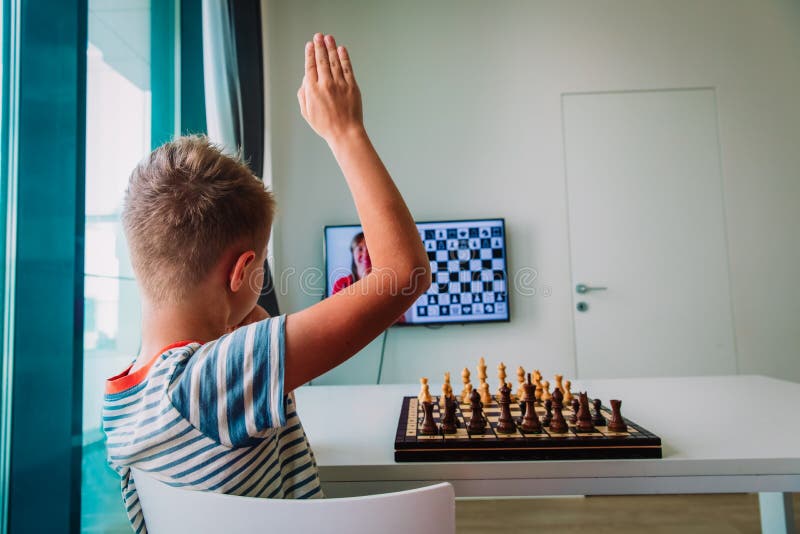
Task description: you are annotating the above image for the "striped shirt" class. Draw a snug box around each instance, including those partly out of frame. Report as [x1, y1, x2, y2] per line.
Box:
[103, 315, 322, 533]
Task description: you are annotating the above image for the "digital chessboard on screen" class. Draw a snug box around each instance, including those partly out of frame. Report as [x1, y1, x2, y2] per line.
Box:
[324, 219, 509, 326]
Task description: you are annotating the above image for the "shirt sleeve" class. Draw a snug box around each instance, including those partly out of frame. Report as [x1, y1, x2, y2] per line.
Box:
[169, 314, 287, 447]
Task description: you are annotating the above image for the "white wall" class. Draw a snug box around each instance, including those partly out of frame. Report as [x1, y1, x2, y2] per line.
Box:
[264, 0, 800, 385]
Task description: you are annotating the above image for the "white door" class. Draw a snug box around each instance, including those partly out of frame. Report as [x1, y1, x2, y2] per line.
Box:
[563, 89, 737, 379]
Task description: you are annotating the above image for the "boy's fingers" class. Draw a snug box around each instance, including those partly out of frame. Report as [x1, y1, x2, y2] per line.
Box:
[325, 34, 344, 84]
[304, 41, 316, 82]
[313, 33, 331, 82]
[338, 46, 355, 85]
[297, 86, 308, 118]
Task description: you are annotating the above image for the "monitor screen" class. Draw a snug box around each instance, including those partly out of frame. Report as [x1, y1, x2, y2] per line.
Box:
[324, 218, 509, 325]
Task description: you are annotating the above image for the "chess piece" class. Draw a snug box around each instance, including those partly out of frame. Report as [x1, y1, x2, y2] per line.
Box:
[440, 396, 457, 434]
[563, 380, 574, 405]
[420, 401, 438, 435]
[548, 388, 569, 434]
[477, 357, 488, 385]
[461, 368, 472, 404]
[496, 362, 507, 397]
[554, 374, 564, 394]
[418, 378, 432, 404]
[515, 366, 526, 400]
[592, 398, 607, 426]
[496, 382, 516, 434]
[576, 392, 595, 432]
[467, 388, 487, 433]
[479, 380, 492, 407]
[607, 399, 628, 433]
[461, 382, 473, 405]
[519, 373, 542, 433]
[542, 399, 553, 427]
[440, 372, 454, 409]
[541, 380, 552, 402]
[569, 398, 580, 424]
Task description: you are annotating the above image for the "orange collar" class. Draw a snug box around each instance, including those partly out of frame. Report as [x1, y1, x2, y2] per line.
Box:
[105, 340, 198, 394]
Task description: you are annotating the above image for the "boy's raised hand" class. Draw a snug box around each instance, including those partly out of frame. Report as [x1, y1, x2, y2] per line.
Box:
[285, 36, 430, 393]
[297, 33, 363, 143]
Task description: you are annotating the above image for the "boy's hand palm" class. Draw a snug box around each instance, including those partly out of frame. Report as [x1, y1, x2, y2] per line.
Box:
[297, 34, 363, 142]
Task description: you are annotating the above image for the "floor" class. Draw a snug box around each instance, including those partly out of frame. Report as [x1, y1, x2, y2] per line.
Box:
[83, 441, 798, 533]
[456, 494, 800, 534]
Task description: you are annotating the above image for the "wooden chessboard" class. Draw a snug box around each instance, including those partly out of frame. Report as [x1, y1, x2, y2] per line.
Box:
[394, 396, 662, 462]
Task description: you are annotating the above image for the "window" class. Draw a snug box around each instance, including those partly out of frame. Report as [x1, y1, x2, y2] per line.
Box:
[82, 1, 151, 530]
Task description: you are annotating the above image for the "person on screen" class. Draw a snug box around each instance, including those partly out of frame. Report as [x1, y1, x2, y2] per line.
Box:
[332, 232, 371, 293]
[103, 33, 430, 533]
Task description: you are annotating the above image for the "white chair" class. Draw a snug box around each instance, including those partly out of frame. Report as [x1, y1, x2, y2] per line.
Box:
[131, 467, 455, 534]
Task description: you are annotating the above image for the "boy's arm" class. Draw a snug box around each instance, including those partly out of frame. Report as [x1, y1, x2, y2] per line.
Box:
[284, 34, 430, 392]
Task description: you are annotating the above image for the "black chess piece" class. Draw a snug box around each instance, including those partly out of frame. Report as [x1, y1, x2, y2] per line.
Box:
[519, 400, 526, 417]
[440, 396, 457, 434]
[607, 399, 628, 433]
[592, 398, 607, 426]
[542, 399, 553, 427]
[496, 382, 516, 434]
[576, 392, 595, 433]
[548, 388, 569, 434]
[467, 388, 487, 434]
[420, 401, 438, 435]
[519, 373, 542, 433]
[569, 398, 579, 424]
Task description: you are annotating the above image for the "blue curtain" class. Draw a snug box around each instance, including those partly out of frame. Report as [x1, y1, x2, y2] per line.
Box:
[1, 0, 86, 531]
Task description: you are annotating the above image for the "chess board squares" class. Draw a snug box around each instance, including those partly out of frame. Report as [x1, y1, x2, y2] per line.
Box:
[521, 431, 550, 438]
[595, 426, 632, 437]
[493, 428, 524, 439]
[601, 432, 632, 437]
[443, 428, 469, 440]
[467, 432, 496, 440]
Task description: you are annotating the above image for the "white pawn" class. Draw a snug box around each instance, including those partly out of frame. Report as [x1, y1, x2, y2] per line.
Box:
[461, 368, 473, 404]
[541, 380, 552, 402]
[418, 377, 432, 403]
[479, 381, 492, 406]
[515, 366, 526, 401]
[563, 380, 574, 405]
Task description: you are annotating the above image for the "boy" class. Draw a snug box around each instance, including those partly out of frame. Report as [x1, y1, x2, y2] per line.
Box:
[103, 33, 430, 533]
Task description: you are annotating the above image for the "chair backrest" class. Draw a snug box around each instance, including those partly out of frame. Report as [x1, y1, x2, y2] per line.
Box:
[131, 468, 455, 534]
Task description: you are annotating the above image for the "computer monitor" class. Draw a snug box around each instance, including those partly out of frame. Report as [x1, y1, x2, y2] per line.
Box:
[324, 218, 510, 326]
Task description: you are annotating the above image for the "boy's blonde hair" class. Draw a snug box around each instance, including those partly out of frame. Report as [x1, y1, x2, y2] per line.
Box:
[122, 135, 275, 304]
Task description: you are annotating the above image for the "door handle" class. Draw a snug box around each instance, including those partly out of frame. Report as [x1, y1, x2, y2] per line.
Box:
[576, 283, 607, 294]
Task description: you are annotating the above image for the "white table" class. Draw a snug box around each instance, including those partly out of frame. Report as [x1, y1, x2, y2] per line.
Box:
[296, 375, 800, 533]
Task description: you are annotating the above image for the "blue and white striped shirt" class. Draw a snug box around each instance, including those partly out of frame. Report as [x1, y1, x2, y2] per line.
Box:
[103, 315, 322, 533]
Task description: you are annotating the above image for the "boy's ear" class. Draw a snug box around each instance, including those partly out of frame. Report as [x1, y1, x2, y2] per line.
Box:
[229, 250, 256, 293]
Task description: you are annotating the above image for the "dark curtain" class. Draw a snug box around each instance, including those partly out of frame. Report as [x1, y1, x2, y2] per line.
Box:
[203, 0, 280, 316]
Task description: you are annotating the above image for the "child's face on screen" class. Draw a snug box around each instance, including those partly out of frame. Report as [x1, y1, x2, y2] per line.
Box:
[352, 239, 371, 278]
